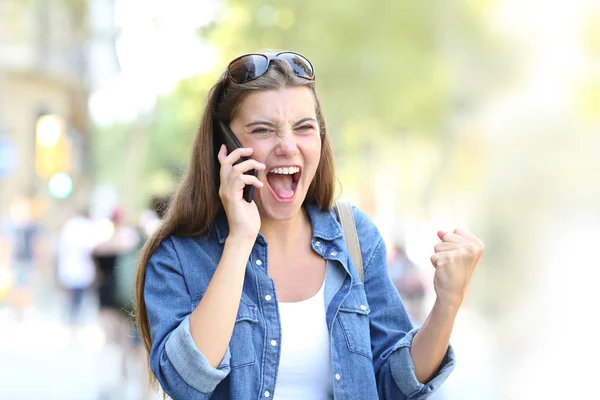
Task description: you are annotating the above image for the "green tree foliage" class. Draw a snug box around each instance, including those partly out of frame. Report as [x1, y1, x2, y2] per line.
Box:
[201, 0, 498, 141]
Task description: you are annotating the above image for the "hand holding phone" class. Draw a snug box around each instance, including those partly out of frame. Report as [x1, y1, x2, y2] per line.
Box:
[216, 121, 258, 202]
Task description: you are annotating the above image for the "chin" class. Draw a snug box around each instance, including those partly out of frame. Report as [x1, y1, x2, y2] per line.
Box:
[256, 191, 307, 221]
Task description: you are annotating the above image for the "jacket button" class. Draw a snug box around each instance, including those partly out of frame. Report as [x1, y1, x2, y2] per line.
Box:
[330, 251, 337, 256]
[335, 373, 341, 380]
[256, 259, 263, 266]
[265, 295, 272, 301]
[271, 340, 277, 347]
[264, 391, 270, 397]
[315, 240, 321, 246]
[360, 305, 367, 311]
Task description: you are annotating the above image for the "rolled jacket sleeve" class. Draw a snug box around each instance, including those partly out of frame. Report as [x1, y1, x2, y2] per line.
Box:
[387, 328, 456, 399]
[145, 237, 230, 398]
[352, 207, 456, 399]
[165, 316, 231, 393]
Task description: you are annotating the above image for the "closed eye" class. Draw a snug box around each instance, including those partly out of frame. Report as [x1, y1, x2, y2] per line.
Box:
[296, 125, 315, 132]
[251, 127, 275, 134]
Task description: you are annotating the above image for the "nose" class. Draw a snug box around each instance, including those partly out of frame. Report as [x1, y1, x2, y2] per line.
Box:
[275, 130, 298, 157]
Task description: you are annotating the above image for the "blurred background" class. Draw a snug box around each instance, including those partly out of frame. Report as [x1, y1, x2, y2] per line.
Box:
[1, 0, 599, 399]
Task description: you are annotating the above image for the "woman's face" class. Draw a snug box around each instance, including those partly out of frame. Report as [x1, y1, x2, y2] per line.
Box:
[229, 86, 321, 221]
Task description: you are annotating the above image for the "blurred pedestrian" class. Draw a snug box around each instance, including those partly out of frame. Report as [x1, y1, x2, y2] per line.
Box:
[120, 194, 171, 400]
[135, 51, 485, 399]
[4, 196, 43, 320]
[93, 207, 139, 342]
[56, 208, 97, 326]
[389, 242, 427, 325]
[92, 207, 140, 398]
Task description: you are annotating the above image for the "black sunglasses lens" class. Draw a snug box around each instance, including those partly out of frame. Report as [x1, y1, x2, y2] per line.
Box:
[228, 55, 269, 83]
[277, 53, 314, 79]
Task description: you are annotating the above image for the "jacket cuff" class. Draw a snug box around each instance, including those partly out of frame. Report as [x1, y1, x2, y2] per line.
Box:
[165, 316, 231, 393]
[389, 328, 456, 399]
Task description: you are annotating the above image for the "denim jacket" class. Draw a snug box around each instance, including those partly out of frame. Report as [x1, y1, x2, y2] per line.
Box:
[144, 203, 455, 399]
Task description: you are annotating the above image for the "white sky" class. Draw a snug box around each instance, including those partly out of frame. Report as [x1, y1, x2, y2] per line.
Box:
[89, 0, 220, 125]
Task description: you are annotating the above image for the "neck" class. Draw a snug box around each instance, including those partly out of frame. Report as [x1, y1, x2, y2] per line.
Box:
[259, 206, 311, 250]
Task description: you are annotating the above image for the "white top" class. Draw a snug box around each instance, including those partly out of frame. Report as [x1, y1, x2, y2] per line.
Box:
[275, 280, 333, 399]
[57, 216, 97, 289]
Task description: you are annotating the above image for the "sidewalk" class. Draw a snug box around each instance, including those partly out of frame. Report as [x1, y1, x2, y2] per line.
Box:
[0, 292, 161, 400]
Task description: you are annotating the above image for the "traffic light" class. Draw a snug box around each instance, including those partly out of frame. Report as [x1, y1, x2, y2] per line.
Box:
[35, 114, 71, 179]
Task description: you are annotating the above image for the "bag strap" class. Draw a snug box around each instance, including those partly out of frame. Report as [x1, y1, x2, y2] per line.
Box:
[334, 200, 364, 283]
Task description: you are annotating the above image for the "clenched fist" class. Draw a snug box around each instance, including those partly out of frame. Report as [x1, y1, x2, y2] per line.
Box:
[430, 228, 485, 309]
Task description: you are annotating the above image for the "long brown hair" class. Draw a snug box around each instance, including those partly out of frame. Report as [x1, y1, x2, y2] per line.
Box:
[135, 57, 336, 386]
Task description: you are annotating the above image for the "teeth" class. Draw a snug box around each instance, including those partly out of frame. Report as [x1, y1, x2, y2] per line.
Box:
[270, 167, 299, 174]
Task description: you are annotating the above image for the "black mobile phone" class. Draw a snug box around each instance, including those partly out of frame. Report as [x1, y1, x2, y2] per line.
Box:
[216, 121, 258, 202]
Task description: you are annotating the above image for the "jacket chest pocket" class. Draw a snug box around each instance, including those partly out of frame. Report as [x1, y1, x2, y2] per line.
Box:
[337, 285, 373, 360]
[229, 297, 259, 369]
[190, 296, 259, 369]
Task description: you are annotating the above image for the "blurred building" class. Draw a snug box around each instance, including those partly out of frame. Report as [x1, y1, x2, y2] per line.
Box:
[0, 0, 119, 226]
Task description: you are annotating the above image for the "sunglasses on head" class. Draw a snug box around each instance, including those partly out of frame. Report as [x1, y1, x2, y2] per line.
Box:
[226, 51, 315, 84]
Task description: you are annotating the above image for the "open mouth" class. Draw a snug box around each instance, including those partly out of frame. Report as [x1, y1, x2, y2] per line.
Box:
[266, 166, 302, 202]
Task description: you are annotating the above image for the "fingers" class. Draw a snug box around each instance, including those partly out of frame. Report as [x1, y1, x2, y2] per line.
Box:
[225, 159, 265, 189]
[453, 228, 485, 250]
[218, 146, 266, 202]
[216, 144, 227, 163]
[217, 145, 256, 170]
[218, 146, 265, 182]
[217, 144, 253, 161]
[431, 249, 469, 269]
[236, 173, 264, 189]
[437, 230, 471, 245]
[434, 242, 458, 253]
[438, 228, 481, 245]
[430, 253, 448, 269]
[220, 173, 264, 202]
[225, 147, 255, 165]
[437, 228, 485, 257]
[232, 159, 266, 176]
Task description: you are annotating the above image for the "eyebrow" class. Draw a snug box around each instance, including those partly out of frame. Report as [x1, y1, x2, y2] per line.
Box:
[294, 117, 318, 126]
[245, 117, 318, 128]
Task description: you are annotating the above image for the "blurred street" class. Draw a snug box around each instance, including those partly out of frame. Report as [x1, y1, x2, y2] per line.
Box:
[0, 305, 103, 399]
[0, 284, 160, 400]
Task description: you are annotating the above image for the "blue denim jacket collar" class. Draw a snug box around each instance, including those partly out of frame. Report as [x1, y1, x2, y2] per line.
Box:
[213, 202, 344, 245]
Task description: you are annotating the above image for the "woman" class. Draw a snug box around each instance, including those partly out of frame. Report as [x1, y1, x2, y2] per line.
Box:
[135, 51, 485, 399]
